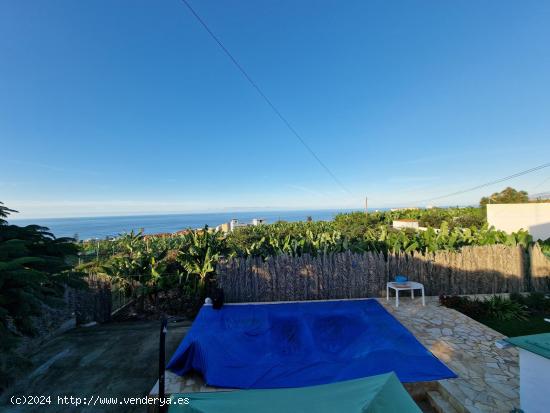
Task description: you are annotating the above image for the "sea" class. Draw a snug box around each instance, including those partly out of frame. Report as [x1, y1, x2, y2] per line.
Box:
[8, 209, 362, 240]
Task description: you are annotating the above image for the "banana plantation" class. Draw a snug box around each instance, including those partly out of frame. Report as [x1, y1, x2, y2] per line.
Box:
[79, 210, 534, 307]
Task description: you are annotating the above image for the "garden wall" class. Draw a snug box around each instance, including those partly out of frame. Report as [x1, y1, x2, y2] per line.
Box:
[529, 243, 550, 292]
[74, 278, 112, 324]
[10, 279, 112, 363]
[217, 245, 528, 302]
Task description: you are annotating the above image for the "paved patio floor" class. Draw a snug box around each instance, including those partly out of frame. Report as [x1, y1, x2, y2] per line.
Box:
[380, 296, 520, 413]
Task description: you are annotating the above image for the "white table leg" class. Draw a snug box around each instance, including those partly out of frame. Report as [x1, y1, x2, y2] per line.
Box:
[411, 289, 414, 300]
[396, 290, 399, 307]
[386, 285, 389, 301]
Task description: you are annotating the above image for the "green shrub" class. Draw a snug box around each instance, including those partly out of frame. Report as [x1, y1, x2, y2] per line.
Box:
[0, 202, 84, 393]
[540, 238, 550, 258]
[509, 292, 550, 315]
[524, 292, 550, 312]
[440, 294, 530, 321]
[453, 212, 485, 229]
[485, 296, 528, 321]
[439, 295, 488, 319]
[509, 292, 524, 304]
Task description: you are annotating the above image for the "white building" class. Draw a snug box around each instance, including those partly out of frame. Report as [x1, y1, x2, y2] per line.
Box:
[215, 218, 265, 233]
[486, 203, 550, 241]
[392, 219, 420, 230]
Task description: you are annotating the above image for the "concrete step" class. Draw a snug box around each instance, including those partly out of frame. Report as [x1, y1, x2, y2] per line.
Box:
[436, 382, 471, 413]
[427, 391, 460, 413]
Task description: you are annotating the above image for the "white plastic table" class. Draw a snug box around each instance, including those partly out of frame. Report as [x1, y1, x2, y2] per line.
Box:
[386, 281, 425, 307]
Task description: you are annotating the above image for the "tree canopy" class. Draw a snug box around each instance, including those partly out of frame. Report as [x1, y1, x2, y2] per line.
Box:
[0, 202, 18, 225]
[0, 202, 81, 349]
[480, 187, 529, 206]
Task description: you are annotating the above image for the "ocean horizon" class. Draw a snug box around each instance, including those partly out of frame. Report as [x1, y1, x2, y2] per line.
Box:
[9, 209, 368, 240]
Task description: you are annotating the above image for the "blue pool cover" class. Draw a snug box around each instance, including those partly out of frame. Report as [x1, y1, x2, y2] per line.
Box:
[167, 299, 456, 388]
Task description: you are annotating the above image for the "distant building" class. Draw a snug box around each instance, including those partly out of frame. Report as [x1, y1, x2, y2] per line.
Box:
[215, 218, 265, 233]
[392, 219, 420, 230]
[216, 222, 231, 233]
[487, 203, 550, 241]
[174, 229, 193, 235]
[390, 207, 420, 212]
[530, 192, 550, 202]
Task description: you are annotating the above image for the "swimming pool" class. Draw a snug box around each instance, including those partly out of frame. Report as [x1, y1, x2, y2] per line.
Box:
[167, 299, 456, 389]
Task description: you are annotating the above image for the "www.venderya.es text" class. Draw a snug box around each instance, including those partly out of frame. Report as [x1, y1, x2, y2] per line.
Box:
[10, 395, 189, 407]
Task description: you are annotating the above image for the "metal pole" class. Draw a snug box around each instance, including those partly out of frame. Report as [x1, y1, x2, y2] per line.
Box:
[159, 318, 168, 412]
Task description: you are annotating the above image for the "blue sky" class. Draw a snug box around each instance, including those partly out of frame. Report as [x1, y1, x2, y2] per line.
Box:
[2, 1, 550, 218]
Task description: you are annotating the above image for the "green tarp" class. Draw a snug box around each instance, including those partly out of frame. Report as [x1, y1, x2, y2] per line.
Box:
[168, 372, 422, 413]
[506, 332, 550, 359]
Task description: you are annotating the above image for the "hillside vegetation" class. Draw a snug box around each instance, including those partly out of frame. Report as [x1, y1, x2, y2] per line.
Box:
[0, 200, 546, 391]
[0, 203, 83, 391]
[77, 208, 533, 306]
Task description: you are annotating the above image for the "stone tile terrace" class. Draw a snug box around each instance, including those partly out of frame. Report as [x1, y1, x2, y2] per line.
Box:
[380, 296, 520, 413]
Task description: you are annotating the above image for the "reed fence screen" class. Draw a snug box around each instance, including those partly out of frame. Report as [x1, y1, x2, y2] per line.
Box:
[529, 243, 550, 292]
[217, 245, 531, 302]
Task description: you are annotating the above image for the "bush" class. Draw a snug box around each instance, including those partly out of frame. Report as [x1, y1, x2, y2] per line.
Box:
[510, 292, 550, 315]
[0, 202, 83, 393]
[439, 294, 488, 319]
[524, 292, 550, 312]
[417, 210, 447, 228]
[453, 212, 485, 229]
[485, 296, 528, 321]
[540, 238, 550, 258]
[440, 294, 529, 321]
[508, 292, 524, 304]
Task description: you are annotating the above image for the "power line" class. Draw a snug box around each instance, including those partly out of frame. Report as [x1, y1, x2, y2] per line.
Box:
[530, 174, 550, 191]
[412, 161, 550, 205]
[178, 0, 351, 195]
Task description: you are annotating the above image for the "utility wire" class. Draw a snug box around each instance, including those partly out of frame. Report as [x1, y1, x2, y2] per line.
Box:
[530, 174, 550, 192]
[178, 0, 351, 195]
[412, 162, 550, 205]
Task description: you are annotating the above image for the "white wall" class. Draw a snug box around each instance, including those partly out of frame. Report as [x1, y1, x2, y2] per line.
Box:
[487, 203, 550, 241]
[519, 349, 550, 413]
[392, 220, 419, 230]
